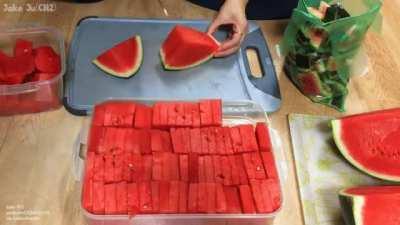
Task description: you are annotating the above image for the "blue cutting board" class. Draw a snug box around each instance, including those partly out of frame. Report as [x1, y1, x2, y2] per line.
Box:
[64, 17, 281, 115]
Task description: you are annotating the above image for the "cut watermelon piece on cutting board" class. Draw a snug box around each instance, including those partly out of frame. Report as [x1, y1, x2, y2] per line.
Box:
[93, 36, 143, 78]
[339, 186, 400, 225]
[160, 25, 220, 70]
[332, 108, 400, 182]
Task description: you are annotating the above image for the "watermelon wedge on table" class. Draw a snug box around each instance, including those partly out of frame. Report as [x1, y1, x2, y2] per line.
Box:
[339, 186, 400, 225]
[93, 36, 143, 78]
[332, 108, 400, 182]
[160, 25, 220, 70]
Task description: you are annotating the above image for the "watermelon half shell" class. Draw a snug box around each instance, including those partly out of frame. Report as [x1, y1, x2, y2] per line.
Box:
[160, 25, 220, 70]
[332, 108, 400, 182]
[93, 36, 143, 78]
[339, 186, 400, 225]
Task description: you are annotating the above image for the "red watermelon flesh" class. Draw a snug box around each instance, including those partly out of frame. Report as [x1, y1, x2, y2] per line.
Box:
[332, 108, 400, 182]
[93, 36, 143, 78]
[34, 46, 61, 73]
[298, 72, 323, 96]
[160, 25, 220, 70]
[14, 39, 33, 56]
[339, 186, 400, 225]
[0, 54, 35, 85]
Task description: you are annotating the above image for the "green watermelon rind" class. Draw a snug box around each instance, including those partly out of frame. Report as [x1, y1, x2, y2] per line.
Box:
[159, 50, 214, 71]
[338, 190, 366, 225]
[331, 120, 400, 182]
[93, 36, 143, 79]
[159, 33, 220, 71]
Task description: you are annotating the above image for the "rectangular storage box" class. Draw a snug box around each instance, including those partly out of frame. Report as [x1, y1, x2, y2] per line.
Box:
[73, 99, 286, 225]
[0, 26, 65, 116]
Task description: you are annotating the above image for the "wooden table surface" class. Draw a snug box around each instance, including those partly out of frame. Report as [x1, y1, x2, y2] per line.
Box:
[1, 1, 399, 225]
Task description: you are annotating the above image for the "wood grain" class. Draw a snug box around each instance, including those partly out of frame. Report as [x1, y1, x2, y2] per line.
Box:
[0, 0, 399, 225]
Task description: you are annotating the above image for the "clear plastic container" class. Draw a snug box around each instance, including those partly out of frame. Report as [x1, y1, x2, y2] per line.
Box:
[73, 99, 288, 225]
[0, 25, 66, 116]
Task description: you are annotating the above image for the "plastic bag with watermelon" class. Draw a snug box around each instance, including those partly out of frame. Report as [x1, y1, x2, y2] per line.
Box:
[279, 0, 382, 112]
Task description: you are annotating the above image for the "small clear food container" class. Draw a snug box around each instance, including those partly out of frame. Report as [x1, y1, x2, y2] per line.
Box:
[0, 26, 65, 116]
[73, 99, 287, 225]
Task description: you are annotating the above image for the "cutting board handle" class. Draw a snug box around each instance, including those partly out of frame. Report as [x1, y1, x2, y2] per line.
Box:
[240, 29, 281, 99]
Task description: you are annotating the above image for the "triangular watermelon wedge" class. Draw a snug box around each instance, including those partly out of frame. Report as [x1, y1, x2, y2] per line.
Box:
[332, 108, 400, 182]
[339, 186, 400, 225]
[93, 36, 143, 78]
[160, 25, 220, 70]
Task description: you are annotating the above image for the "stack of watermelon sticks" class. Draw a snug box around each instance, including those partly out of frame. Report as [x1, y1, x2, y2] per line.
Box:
[82, 100, 281, 215]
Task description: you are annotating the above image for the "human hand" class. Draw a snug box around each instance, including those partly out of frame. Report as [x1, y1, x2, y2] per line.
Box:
[207, 0, 249, 57]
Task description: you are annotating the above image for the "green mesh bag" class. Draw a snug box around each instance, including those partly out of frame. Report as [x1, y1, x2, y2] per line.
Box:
[280, 0, 382, 112]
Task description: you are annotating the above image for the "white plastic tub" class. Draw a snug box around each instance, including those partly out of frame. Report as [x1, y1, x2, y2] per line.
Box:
[0, 25, 65, 116]
[73, 99, 287, 225]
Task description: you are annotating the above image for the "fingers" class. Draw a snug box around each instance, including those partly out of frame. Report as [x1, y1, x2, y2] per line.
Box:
[214, 45, 240, 57]
[218, 30, 242, 52]
[207, 17, 222, 35]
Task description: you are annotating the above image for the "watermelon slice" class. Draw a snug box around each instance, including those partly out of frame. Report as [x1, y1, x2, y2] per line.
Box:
[339, 186, 400, 225]
[93, 36, 143, 78]
[160, 25, 220, 70]
[332, 108, 400, 182]
[298, 71, 324, 96]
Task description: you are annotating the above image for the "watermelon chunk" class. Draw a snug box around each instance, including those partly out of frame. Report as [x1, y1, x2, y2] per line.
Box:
[220, 156, 232, 186]
[138, 182, 153, 213]
[93, 181, 105, 214]
[104, 153, 115, 183]
[206, 183, 217, 213]
[14, 39, 33, 56]
[235, 155, 249, 185]
[224, 186, 242, 213]
[188, 153, 199, 183]
[200, 128, 210, 154]
[238, 185, 256, 213]
[34, 46, 61, 73]
[134, 104, 153, 129]
[113, 154, 124, 182]
[261, 151, 279, 179]
[188, 183, 199, 213]
[159, 181, 170, 213]
[0, 54, 35, 84]
[103, 102, 136, 127]
[213, 155, 224, 184]
[93, 36, 143, 78]
[228, 155, 240, 185]
[199, 100, 213, 126]
[197, 183, 208, 213]
[198, 156, 206, 183]
[238, 125, 259, 152]
[189, 128, 202, 154]
[116, 182, 128, 214]
[214, 127, 226, 155]
[261, 179, 281, 210]
[179, 154, 189, 182]
[123, 152, 133, 182]
[181, 128, 191, 153]
[332, 108, 400, 182]
[204, 155, 215, 182]
[230, 127, 243, 153]
[210, 99, 222, 126]
[207, 128, 217, 155]
[249, 179, 272, 213]
[175, 103, 186, 127]
[242, 153, 267, 180]
[178, 182, 188, 213]
[215, 183, 228, 213]
[160, 25, 220, 70]
[93, 155, 105, 181]
[339, 186, 400, 225]
[152, 152, 163, 181]
[142, 155, 153, 181]
[256, 123, 273, 152]
[223, 127, 235, 155]
[151, 181, 160, 213]
[83, 178, 94, 212]
[168, 181, 180, 213]
[170, 128, 185, 153]
[127, 183, 139, 215]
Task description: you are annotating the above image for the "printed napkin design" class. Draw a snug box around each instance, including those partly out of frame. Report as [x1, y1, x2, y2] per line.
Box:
[288, 114, 387, 225]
